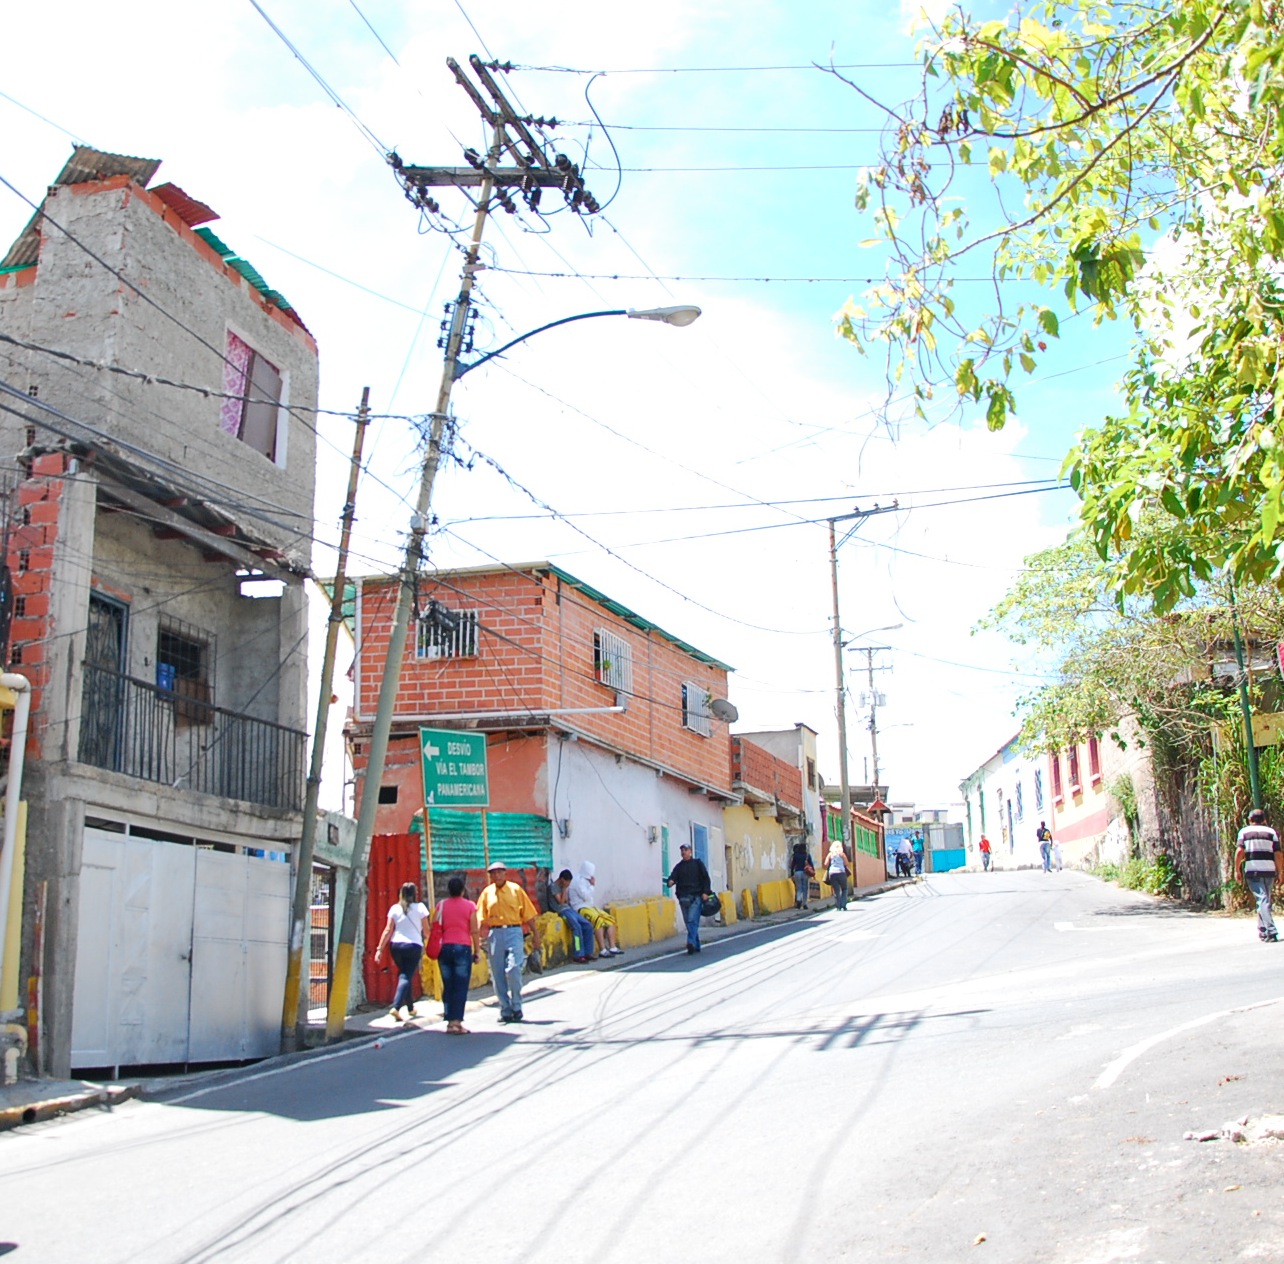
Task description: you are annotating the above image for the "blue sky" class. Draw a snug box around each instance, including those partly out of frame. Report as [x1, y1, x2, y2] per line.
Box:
[0, 0, 1128, 805]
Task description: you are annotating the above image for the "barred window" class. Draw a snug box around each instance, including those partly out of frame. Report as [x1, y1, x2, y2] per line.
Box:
[1034, 769, 1044, 811]
[416, 603, 479, 659]
[593, 628, 633, 693]
[681, 681, 711, 737]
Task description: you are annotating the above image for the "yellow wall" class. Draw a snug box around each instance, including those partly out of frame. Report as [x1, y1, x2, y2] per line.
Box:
[723, 804, 794, 895]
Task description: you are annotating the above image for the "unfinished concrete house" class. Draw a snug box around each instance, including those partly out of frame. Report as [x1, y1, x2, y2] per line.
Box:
[0, 148, 317, 1076]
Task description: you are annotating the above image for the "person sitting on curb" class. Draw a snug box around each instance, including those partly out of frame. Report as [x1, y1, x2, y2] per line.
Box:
[548, 868, 596, 962]
[567, 861, 623, 956]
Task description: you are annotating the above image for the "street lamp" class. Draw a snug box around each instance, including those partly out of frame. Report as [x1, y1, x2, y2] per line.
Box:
[455, 306, 701, 379]
[322, 290, 700, 1042]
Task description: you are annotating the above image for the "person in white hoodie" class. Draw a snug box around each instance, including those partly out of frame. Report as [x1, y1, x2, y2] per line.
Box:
[567, 861, 623, 956]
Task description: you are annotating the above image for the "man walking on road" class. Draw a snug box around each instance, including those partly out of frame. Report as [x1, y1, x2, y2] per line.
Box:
[476, 862, 542, 1021]
[665, 842, 713, 955]
[1235, 807, 1282, 943]
[979, 834, 992, 871]
[1037, 821, 1053, 872]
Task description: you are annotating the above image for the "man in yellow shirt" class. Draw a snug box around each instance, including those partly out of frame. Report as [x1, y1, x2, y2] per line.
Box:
[475, 861, 542, 1023]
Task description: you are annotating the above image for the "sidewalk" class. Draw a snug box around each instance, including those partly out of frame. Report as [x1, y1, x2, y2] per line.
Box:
[0, 879, 907, 1128]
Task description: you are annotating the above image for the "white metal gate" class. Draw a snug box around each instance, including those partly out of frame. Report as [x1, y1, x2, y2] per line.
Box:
[71, 827, 289, 1071]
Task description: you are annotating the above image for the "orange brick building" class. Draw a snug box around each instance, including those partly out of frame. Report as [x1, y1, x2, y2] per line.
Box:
[347, 563, 737, 904]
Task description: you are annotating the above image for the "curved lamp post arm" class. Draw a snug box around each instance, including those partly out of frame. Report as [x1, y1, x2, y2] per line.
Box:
[454, 304, 701, 380]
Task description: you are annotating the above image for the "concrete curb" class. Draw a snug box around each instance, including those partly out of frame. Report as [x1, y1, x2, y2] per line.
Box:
[0, 1081, 139, 1133]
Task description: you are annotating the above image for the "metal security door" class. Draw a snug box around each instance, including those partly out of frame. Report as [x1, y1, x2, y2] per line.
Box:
[71, 829, 196, 1071]
[691, 822, 709, 866]
[188, 849, 290, 1062]
[79, 595, 128, 771]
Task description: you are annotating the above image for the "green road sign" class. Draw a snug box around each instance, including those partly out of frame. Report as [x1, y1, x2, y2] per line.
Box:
[420, 728, 490, 807]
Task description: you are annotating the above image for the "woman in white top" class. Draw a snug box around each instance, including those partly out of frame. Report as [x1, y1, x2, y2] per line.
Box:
[374, 881, 429, 1020]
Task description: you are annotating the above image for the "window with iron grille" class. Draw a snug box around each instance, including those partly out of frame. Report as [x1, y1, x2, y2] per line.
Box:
[1067, 743, 1081, 790]
[1015, 780, 1025, 821]
[1051, 753, 1064, 799]
[593, 628, 633, 693]
[681, 681, 711, 737]
[1088, 735, 1102, 781]
[1034, 768, 1044, 811]
[157, 616, 214, 726]
[416, 603, 479, 659]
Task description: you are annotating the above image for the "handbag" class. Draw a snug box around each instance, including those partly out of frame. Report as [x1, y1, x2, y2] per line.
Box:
[425, 909, 444, 960]
[700, 895, 721, 918]
[804, 863, 815, 877]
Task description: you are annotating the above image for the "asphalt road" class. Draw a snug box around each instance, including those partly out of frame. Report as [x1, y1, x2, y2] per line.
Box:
[3, 871, 1284, 1263]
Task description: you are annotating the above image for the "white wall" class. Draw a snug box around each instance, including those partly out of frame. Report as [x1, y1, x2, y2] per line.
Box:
[546, 738, 727, 905]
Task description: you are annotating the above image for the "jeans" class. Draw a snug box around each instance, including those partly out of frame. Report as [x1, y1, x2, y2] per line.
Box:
[438, 942, 473, 1022]
[913, 851, 924, 875]
[679, 895, 703, 949]
[486, 925, 526, 1017]
[1040, 842, 1052, 871]
[793, 871, 810, 907]
[1246, 873, 1278, 939]
[828, 873, 848, 910]
[981, 851, 992, 871]
[388, 941, 423, 1012]
[558, 908, 594, 958]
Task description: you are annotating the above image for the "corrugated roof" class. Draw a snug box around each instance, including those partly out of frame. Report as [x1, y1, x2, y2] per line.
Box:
[193, 226, 234, 259]
[2, 146, 161, 268]
[150, 182, 218, 228]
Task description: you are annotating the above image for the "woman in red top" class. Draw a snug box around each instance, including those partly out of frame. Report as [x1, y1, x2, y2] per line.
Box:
[432, 876, 481, 1034]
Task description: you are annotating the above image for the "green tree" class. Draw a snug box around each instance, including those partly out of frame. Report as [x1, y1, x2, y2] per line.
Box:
[842, 1, 1284, 609]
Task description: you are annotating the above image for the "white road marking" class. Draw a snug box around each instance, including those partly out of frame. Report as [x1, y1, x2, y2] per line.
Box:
[1093, 995, 1284, 1091]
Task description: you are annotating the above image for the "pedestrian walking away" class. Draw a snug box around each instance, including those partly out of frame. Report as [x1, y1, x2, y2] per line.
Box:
[374, 882, 428, 1021]
[568, 861, 624, 956]
[665, 842, 713, 953]
[548, 868, 596, 961]
[824, 840, 851, 910]
[475, 862, 542, 1022]
[979, 834, 992, 871]
[788, 840, 815, 908]
[1037, 821, 1053, 872]
[1235, 807, 1283, 943]
[433, 876, 481, 1033]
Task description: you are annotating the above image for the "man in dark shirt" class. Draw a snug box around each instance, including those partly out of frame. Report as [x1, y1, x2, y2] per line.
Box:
[665, 842, 713, 955]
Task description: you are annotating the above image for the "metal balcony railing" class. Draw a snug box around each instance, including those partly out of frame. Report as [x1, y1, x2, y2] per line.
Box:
[78, 663, 306, 811]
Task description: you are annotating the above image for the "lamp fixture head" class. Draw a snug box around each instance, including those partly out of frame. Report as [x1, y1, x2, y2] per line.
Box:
[626, 305, 702, 327]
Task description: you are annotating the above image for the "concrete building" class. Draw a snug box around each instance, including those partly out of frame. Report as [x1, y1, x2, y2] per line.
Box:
[724, 734, 806, 896]
[959, 737, 1052, 869]
[0, 148, 318, 1075]
[345, 563, 737, 906]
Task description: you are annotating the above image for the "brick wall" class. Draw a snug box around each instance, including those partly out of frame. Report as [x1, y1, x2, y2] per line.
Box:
[4, 454, 71, 757]
[352, 566, 733, 798]
[731, 737, 803, 813]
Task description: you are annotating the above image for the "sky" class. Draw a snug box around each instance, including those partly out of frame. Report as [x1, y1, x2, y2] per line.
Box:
[0, 0, 1129, 808]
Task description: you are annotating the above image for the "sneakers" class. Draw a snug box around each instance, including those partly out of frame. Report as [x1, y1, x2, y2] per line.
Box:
[607, 946, 624, 956]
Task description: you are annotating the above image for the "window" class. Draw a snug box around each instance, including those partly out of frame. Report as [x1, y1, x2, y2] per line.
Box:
[681, 681, 711, 736]
[1034, 768, 1044, 811]
[416, 602, 479, 659]
[1051, 754, 1063, 800]
[593, 628, 633, 693]
[222, 331, 283, 461]
[157, 617, 213, 725]
[1088, 735, 1102, 782]
[806, 757, 816, 790]
[1015, 780, 1025, 821]
[1067, 744, 1081, 790]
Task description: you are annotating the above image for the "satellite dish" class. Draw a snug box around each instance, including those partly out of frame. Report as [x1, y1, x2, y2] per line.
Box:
[709, 697, 739, 723]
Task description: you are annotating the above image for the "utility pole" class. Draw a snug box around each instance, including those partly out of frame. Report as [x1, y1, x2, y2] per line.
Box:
[828, 503, 897, 856]
[280, 388, 370, 1054]
[324, 57, 601, 1042]
[856, 645, 895, 790]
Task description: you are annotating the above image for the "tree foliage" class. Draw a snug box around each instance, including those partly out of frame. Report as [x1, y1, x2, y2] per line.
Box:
[840, 0, 1284, 609]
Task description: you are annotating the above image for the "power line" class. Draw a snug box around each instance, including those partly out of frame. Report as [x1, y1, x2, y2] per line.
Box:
[511, 61, 919, 73]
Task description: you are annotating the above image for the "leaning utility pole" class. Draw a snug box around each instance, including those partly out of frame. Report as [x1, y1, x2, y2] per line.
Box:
[828, 503, 896, 856]
[280, 388, 370, 1054]
[324, 56, 601, 1042]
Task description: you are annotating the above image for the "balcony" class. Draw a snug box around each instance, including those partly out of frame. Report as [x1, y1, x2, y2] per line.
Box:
[78, 663, 306, 811]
